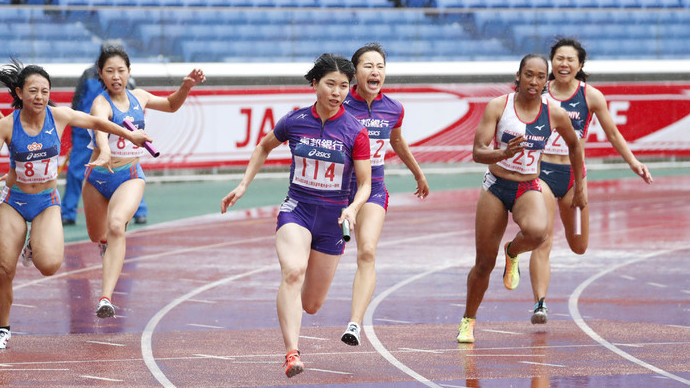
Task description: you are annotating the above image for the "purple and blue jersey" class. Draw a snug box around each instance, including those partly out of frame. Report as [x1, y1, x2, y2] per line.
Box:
[343, 87, 404, 187]
[273, 104, 369, 207]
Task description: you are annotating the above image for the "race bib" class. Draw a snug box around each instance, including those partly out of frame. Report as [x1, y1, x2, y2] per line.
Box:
[292, 143, 346, 191]
[14, 145, 59, 183]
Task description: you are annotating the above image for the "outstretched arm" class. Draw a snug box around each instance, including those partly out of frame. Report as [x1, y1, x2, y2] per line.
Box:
[221, 130, 282, 213]
[390, 126, 429, 198]
[588, 86, 652, 184]
[138, 68, 206, 113]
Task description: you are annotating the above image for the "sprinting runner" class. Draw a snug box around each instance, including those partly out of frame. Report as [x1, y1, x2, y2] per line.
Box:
[340, 42, 429, 346]
[0, 59, 150, 349]
[457, 54, 586, 343]
[527, 37, 653, 324]
[221, 53, 371, 378]
[81, 45, 205, 319]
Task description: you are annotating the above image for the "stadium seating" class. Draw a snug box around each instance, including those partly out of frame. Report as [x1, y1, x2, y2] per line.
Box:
[0, 1, 688, 64]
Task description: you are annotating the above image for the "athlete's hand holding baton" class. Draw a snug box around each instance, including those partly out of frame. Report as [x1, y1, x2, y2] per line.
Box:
[123, 119, 160, 157]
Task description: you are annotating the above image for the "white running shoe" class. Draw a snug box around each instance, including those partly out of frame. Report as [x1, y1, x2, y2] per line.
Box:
[531, 297, 548, 324]
[341, 322, 361, 346]
[96, 298, 115, 318]
[0, 328, 10, 349]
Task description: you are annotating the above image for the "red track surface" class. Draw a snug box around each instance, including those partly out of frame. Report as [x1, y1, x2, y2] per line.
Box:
[2, 176, 689, 387]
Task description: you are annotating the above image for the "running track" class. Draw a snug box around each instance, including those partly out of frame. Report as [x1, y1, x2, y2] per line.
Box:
[2, 175, 690, 387]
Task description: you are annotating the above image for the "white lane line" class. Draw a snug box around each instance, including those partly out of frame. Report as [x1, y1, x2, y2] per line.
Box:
[193, 354, 234, 360]
[399, 347, 444, 354]
[81, 375, 124, 382]
[186, 299, 216, 304]
[15, 235, 275, 291]
[364, 262, 455, 388]
[309, 368, 353, 375]
[482, 329, 521, 335]
[11, 304, 36, 308]
[85, 341, 126, 347]
[518, 361, 566, 368]
[647, 282, 667, 288]
[375, 318, 413, 324]
[299, 335, 329, 341]
[141, 263, 278, 388]
[187, 324, 224, 329]
[569, 247, 690, 386]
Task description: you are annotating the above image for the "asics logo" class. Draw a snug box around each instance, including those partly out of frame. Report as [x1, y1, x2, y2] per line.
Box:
[308, 149, 331, 158]
[14, 201, 27, 206]
[26, 151, 48, 160]
[45, 127, 55, 134]
[569, 102, 580, 107]
[96, 180, 107, 185]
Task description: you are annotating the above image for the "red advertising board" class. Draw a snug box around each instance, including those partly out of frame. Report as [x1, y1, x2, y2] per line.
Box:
[1, 82, 689, 174]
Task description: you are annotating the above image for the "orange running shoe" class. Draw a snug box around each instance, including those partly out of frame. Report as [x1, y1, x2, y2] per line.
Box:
[502, 241, 520, 290]
[283, 349, 304, 377]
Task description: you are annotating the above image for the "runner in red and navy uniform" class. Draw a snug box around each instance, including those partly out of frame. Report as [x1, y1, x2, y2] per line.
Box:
[221, 53, 371, 378]
[527, 38, 653, 325]
[340, 43, 429, 346]
[456, 54, 586, 344]
[0, 60, 150, 350]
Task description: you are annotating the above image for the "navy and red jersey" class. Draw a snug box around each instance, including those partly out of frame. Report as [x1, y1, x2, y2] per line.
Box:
[543, 80, 591, 156]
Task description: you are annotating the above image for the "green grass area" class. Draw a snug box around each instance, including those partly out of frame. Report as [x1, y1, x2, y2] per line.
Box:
[59, 163, 683, 243]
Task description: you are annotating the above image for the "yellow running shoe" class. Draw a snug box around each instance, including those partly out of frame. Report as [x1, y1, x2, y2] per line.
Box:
[502, 241, 520, 290]
[457, 317, 476, 343]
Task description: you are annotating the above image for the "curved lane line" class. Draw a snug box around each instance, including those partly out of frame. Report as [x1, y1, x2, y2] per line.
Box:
[568, 247, 690, 385]
[141, 264, 279, 388]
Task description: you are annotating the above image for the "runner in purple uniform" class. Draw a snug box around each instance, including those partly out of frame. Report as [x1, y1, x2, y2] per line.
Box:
[457, 54, 586, 343]
[0, 59, 150, 349]
[221, 53, 371, 378]
[527, 38, 653, 325]
[340, 43, 429, 346]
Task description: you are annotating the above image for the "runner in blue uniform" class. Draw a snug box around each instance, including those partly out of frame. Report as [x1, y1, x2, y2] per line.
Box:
[221, 53, 371, 378]
[527, 38, 653, 324]
[457, 54, 586, 343]
[81, 46, 205, 319]
[340, 43, 429, 346]
[0, 59, 150, 349]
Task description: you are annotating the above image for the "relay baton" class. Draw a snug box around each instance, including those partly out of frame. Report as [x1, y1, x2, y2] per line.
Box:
[122, 119, 160, 158]
[341, 209, 351, 242]
[574, 207, 582, 236]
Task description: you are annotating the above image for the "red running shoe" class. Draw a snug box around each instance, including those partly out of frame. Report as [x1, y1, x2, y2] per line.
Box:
[283, 349, 304, 377]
